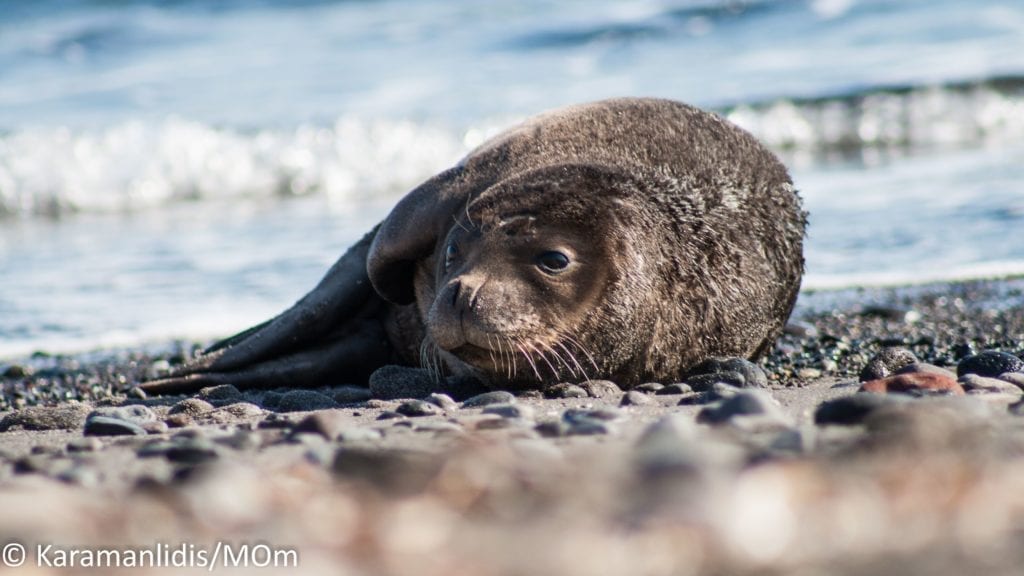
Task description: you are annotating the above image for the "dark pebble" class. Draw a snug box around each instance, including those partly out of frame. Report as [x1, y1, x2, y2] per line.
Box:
[396, 400, 441, 417]
[783, 321, 818, 338]
[566, 419, 610, 436]
[860, 348, 919, 382]
[462, 390, 516, 408]
[563, 407, 621, 423]
[687, 357, 768, 389]
[377, 411, 406, 421]
[164, 439, 220, 464]
[580, 380, 621, 398]
[438, 374, 490, 401]
[535, 420, 570, 437]
[634, 383, 664, 394]
[84, 415, 148, 437]
[814, 393, 903, 426]
[2, 364, 31, 378]
[333, 447, 444, 496]
[260, 391, 284, 410]
[198, 384, 242, 403]
[620, 390, 654, 406]
[277, 390, 339, 412]
[656, 383, 694, 396]
[215, 430, 261, 451]
[258, 413, 296, 429]
[330, 386, 373, 404]
[127, 386, 148, 400]
[368, 365, 436, 400]
[696, 390, 777, 425]
[165, 414, 191, 428]
[859, 305, 921, 322]
[958, 351, 1024, 378]
[544, 383, 588, 399]
[685, 371, 745, 392]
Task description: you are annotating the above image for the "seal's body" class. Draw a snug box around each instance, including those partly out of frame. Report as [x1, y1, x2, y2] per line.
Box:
[143, 98, 805, 394]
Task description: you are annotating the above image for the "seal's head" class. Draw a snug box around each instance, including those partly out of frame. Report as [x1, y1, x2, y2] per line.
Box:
[418, 164, 656, 386]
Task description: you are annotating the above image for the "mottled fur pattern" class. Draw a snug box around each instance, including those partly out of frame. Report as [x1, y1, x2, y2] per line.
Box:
[371, 98, 805, 388]
[142, 98, 805, 395]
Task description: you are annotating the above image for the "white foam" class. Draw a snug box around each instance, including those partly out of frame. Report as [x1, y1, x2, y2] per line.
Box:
[0, 116, 470, 218]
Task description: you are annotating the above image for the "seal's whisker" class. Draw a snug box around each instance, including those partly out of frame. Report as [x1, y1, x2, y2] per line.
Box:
[541, 340, 577, 379]
[560, 333, 600, 374]
[554, 339, 586, 379]
[505, 335, 519, 379]
[516, 338, 543, 382]
[531, 341, 560, 380]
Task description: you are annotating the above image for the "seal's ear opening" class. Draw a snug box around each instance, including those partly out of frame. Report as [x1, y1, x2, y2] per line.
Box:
[367, 167, 466, 305]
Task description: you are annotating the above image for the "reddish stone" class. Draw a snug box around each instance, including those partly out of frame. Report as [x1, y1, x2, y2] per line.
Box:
[860, 372, 964, 395]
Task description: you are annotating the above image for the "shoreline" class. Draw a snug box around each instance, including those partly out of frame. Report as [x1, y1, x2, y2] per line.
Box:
[0, 276, 1021, 575]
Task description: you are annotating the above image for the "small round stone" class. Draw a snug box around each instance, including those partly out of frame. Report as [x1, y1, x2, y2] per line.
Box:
[685, 371, 745, 392]
[164, 439, 220, 464]
[656, 383, 694, 396]
[814, 393, 903, 426]
[543, 383, 588, 399]
[959, 374, 1023, 395]
[634, 383, 664, 394]
[535, 420, 570, 438]
[330, 386, 373, 404]
[462, 391, 516, 408]
[998, 372, 1024, 390]
[859, 348, 918, 382]
[687, 357, 768, 388]
[957, 351, 1024, 379]
[293, 411, 348, 440]
[168, 398, 216, 417]
[198, 384, 242, 403]
[0, 403, 93, 432]
[482, 403, 535, 419]
[368, 365, 436, 400]
[424, 393, 459, 411]
[376, 411, 406, 421]
[580, 380, 621, 398]
[89, 405, 157, 425]
[563, 407, 621, 423]
[620, 390, 654, 406]
[67, 437, 102, 452]
[277, 390, 339, 412]
[696, 390, 778, 424]
[565, 419, 609, 436]
[84, 416, 148, 437]
[396, 400, 441, 417]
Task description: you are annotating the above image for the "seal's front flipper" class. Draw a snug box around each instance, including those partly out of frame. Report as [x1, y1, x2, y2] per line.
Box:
[141, 318, 391, 394]
[143, 228, 387, 394]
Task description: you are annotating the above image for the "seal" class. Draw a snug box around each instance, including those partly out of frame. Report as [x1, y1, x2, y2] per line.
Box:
[141, 97, 805, 394]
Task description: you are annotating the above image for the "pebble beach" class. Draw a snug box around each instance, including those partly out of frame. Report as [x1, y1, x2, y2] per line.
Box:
[1, 277, 1022, 575]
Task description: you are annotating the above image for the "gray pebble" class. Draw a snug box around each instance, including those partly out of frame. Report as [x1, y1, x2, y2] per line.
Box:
[958, 351, 1024, 378]
[168, 398, 216, 417]
[396, 400, 442, 417]
[784, 321, 818, 338]
[483, 403, 535, 420]
[277, 390, 339, 413]
[685, 371, 745, 392]
[137, 440, 175, 458]
[56, 466, 100, 487]
[215, 430, 261, 451]
[127, 386, 148, 400]
[476, 417, 514, 430]
[425, 393, 459, 411]
[377, 411, 406, 421]
[0, 403, 92, 432]
[566, 419, 609, 436]
[895, 363, 957, 380]
[620, 390, 654, 406]
[330, 386, 373, 404]
[535, 420, 570, 438]
[656, 383, 694, 395]
[368, 365, 436, 400]
[142, 421, 170, 435]
[687, 357, 768, 388]
[217, 402, 265, 419]
[84, 415, 148, 437]
[90, 405, 157, 425]
[544, 383, 588, 399]
[696, 390, 780, 425]
[860, 348, 919, 382]
[67, 437, 102, 453]
[959, 374, 1023, 395]
[580, 380, 621, 398]
[336, 427, 384, 443]
[293, 411, 348, 440]
[563, 407, 621, 423]
[634, 383, 664, 393]
[999, 372, 1024, 390]
[462, 391, 516, 408]
[258, 413, 296, 429]
[164, 439, 220, 464]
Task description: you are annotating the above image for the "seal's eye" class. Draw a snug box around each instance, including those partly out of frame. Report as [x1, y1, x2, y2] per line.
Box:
[536, 251, 570, 274]
[444, 242, 458, 270]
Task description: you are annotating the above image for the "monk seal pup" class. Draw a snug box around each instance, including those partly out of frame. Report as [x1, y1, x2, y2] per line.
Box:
[142, 97, 805, 394]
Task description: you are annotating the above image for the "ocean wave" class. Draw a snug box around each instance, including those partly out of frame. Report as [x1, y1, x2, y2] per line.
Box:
[725, 75, 1024, 152]
[0, 117, 468, 219]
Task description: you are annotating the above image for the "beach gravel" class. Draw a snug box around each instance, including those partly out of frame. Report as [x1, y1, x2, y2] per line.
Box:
[957, 350, 1024, 378]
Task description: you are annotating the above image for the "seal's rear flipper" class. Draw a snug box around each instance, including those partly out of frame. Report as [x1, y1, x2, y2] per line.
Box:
[143, 228, 389, 394]
[141, 318, 391, 394]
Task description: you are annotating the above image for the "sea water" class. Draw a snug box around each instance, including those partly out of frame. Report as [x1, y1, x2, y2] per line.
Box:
[1, 0, 1023, 358]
